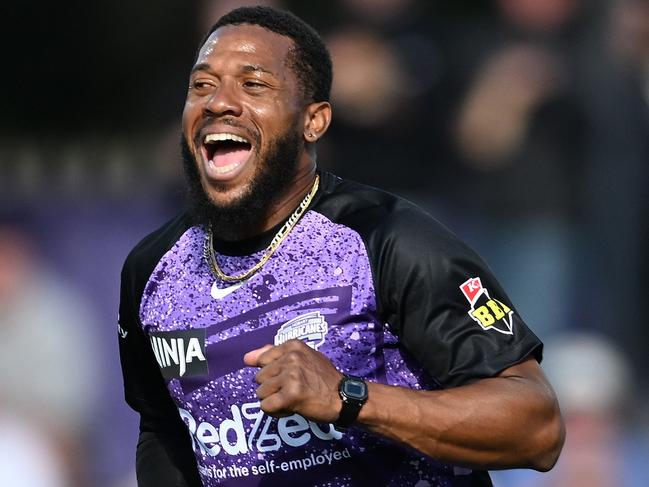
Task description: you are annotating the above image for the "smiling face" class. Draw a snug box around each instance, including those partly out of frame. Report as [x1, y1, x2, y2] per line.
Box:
[182, 24, 313, 215]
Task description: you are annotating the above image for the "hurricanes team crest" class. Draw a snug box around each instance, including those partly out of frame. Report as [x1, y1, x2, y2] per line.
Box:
[274, 311, 329, 350]
[460, 277, 514, 335]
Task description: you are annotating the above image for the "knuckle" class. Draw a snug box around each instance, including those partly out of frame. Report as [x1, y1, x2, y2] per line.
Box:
[286, 339, 304, 350]
[285, 350, 304, 365]
[286, 368, 302, 383]
[283, 381, 302, 401]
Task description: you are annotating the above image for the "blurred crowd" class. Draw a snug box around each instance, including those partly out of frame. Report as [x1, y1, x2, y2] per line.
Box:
[1, 0, 648, 485]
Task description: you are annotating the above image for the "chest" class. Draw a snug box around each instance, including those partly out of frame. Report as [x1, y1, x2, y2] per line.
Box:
[139, 215, 382, 393]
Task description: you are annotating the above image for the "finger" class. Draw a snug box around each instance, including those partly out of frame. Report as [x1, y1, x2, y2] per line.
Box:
[255, 358, 284, 384]
[247, 339, 308, 368]
[259, 376, 309, 417]
[255, 374, 283, 400]
[243, 344, 274, 366]
[260, 390, 292, 416]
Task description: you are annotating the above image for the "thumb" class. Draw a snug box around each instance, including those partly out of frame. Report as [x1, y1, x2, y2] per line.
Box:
[243, 344, 274, 367]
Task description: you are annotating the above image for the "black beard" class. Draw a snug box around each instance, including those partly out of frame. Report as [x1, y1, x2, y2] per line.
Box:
[181, 126, 301, 241]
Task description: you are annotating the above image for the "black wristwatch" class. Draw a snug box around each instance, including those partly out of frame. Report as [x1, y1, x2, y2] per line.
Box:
[335, 375, 368, 429]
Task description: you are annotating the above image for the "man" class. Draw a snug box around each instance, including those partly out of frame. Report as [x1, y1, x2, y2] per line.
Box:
[118, 6, 564, 486]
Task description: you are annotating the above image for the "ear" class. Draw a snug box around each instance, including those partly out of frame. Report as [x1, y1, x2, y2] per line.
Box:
[302, 101, 332, 143]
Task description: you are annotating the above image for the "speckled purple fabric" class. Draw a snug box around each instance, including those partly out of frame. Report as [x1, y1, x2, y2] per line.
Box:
[139, 210, 463, 486]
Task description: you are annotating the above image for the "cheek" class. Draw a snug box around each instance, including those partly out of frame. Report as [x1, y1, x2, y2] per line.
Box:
[249, 101, 277, 123]
[181, 101, 200, 136]
[252, 102, 301, 138]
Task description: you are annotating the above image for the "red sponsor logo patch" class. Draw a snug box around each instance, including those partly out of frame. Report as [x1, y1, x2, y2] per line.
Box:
[460, 277, 483, 306]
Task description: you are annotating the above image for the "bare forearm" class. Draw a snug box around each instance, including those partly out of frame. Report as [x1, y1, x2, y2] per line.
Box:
[357, 359, 564, 471]
[245, 342, 564, 472]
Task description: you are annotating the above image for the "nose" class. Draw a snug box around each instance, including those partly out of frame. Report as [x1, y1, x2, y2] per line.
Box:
[203, 80, 242, 118]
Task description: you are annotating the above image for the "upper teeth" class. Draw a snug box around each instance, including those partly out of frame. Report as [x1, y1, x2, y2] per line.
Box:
[204, 133, 248, 144]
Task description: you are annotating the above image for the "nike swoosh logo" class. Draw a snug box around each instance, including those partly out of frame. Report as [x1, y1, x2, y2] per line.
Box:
[118, 324, 128, 339]
[211, 280, 246, 300]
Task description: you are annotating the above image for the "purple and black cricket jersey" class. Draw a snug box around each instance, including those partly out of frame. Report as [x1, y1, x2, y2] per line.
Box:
[119, 172, 542, 487]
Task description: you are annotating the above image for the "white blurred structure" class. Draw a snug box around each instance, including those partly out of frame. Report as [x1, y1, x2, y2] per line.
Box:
[0, 412, 67, 487]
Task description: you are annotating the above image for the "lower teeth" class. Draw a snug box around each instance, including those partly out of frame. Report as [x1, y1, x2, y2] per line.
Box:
[213, 162, 240, 174]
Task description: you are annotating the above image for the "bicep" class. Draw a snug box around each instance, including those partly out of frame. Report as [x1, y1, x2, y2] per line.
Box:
[496, 356, 557, 401]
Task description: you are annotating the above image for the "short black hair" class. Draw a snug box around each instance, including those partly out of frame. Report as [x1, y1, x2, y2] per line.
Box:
[200, 6, 332, 103]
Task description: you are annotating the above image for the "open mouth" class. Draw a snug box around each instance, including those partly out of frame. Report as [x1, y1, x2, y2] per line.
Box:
[202, 133, 253, 176]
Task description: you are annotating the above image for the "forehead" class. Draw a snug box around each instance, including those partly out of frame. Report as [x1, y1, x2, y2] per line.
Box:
[195, 24, 295, 72]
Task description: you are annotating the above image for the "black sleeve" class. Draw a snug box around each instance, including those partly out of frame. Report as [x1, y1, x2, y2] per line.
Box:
[312, 174, 542, 388]
[136, 432, 203, 487]
[371, 204, 543, 388]
[118, 212, 202, 486]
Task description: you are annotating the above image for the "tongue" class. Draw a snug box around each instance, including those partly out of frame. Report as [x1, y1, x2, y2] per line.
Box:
[213, 146, 250, 167]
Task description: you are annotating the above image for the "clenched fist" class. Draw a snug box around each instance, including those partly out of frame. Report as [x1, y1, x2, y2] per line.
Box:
[243, 339, 344, 423]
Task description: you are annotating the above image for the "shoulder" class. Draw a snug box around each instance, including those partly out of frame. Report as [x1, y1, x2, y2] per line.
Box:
[315, 172, 479, 271]
[121, 210, 193, 291]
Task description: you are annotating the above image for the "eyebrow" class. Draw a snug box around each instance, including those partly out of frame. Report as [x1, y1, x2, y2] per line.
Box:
[190, 62, 275, 76]
[190, 63, 212, 75]
[241, 64, 274, 75]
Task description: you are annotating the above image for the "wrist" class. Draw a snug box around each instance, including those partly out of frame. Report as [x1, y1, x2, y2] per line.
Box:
[335, 375, 368, 429]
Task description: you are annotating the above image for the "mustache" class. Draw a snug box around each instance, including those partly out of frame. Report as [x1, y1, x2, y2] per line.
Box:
[193, 117, 261, 147]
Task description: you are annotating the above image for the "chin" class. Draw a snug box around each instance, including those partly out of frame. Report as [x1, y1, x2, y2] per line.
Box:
[203, 184, 250, 210]
[199, 167, 258, 209]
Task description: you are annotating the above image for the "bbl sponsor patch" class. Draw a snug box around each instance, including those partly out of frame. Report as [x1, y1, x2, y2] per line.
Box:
[149, 328, 208, 379]
[274, 311, 328, 350]
[460, 277, 514, 335]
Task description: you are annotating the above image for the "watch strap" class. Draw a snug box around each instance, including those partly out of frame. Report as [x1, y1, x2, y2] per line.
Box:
[335, 399, 364, 429]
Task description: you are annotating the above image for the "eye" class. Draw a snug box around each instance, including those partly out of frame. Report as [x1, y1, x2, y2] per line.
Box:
[191, 79, 216, 91]
[243, 80, 268, 90]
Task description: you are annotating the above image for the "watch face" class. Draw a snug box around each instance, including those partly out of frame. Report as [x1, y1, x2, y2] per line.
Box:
[343, 378, 368, 400]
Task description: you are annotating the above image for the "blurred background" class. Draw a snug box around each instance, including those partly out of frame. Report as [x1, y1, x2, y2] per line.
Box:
[1, 0, 648, 485]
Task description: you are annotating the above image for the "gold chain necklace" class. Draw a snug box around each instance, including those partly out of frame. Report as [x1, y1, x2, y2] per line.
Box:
[204, 174, 320, 282]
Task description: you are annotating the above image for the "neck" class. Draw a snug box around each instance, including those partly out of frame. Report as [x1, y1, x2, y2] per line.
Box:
[260, 166, 317, 233]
